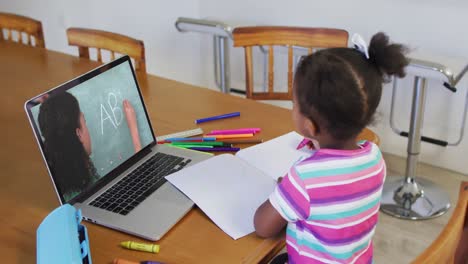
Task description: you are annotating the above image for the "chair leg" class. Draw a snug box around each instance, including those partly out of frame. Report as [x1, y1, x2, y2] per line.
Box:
[381, 77, 451, 220]
[270, 252, 288, 264]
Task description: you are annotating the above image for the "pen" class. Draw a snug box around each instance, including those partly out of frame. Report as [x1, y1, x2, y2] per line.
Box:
[296, 138, 311, 150]
[195, 112, 240, 124]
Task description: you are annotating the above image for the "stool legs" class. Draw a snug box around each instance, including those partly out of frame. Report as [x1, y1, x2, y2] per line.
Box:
[381, 77, 451, 220]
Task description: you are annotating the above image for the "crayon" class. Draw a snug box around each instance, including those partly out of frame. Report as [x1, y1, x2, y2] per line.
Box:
[120, 241, 160, 253]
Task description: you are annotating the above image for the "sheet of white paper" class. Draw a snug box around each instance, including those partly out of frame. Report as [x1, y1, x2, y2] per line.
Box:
[236, 131, 314, 180]
[166, 154, 276, 240]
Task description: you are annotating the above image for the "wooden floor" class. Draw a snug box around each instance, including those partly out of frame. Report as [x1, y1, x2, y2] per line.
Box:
[270, 152, 467, 263]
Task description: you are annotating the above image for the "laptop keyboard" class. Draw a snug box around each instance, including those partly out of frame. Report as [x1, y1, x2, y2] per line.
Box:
[89, 152, 191, 215]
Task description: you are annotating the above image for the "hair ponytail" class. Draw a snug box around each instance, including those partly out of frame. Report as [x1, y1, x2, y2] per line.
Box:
[368, 32, 408, 78]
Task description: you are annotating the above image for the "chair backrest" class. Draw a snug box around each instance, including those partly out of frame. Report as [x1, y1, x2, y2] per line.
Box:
[412, 181, 468, 264]
[232, 26, 348, 100]
[66, 27, 146, 72]
[0, 12, 45, 48]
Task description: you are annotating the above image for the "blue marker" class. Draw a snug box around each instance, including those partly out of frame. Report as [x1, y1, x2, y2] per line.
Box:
[195, 112, 240, 124]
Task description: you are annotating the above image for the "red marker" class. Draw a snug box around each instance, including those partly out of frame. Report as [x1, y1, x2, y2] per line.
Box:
[296, 138, 311, 150]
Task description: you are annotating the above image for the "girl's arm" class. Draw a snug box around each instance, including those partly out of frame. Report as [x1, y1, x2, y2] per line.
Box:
[254, 199, 288, 238]
[123, 100, 142, 152]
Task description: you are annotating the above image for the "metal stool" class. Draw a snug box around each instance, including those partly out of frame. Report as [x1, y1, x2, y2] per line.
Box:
[175, 17, 234, 94]
[381, 58, 468, 220]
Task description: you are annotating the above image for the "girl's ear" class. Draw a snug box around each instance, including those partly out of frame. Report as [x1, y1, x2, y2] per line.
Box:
[76, 128, 82, 140]
[304, 118, 317, 137]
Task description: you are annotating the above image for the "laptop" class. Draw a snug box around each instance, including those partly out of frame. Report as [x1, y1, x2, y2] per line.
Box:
[25, 55, 210, 241]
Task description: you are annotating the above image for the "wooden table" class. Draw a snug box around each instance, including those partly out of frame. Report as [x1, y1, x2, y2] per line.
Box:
[0, 41, 377, 263]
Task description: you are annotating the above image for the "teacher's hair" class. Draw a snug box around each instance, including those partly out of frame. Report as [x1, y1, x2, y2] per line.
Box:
[38, 92, 97, 198]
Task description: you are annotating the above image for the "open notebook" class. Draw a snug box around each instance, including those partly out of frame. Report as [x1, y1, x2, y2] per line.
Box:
[166, 131, 314, 239]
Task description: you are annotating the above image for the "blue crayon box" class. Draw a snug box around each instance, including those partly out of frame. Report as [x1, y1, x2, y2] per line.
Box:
[37, 204, 92, 264]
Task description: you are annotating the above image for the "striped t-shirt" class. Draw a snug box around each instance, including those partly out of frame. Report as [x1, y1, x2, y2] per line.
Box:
[269, 141, 386, 264]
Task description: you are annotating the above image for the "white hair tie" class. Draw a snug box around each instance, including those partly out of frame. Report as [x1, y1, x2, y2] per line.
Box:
[351, 33, 369, 59]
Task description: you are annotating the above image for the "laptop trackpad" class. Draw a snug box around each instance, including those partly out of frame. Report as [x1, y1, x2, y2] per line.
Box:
[118, 183, 193, 237]
[80, 182, 193, 240]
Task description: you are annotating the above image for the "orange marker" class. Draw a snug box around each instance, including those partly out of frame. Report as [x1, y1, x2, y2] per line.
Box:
[113, 258, 139, 264]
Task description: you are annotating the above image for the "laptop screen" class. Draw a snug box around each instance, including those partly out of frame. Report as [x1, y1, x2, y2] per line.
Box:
[26, 57, 155, 203]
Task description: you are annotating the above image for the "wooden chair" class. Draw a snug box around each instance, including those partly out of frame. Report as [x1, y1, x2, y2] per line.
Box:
[412, 181, 468, 264]
[66, 28, 146, 72]
[0, 12, 45, 48]
[232, 26, 348, 100]
[232, 26, 380, 145]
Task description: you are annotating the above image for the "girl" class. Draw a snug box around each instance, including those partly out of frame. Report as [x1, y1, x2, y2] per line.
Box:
[38, 91, 141, 201]
[254, 32, 408, 263]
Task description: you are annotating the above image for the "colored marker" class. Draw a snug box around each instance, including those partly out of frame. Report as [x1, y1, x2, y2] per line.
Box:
[171, 141, 227, 146]
[171, 144, 214, 148]
[120, 241, 160, 253]
[165, 137, 216, 142]
[195, 112, 240, 124]
[113, 259, 164, 264]
[296, 138, 311, 150]
[206, 131, 256, 136]
[188, 147, 240, 152]
[208, 128, 261, 135]
[221, 139, 264, 144]
[113, 259, 138, 264]
[158, 139, 204, 144]
[167, 145, 215, 156]
[209, 133, 254, 139]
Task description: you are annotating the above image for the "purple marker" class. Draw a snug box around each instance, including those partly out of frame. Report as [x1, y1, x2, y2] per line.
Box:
[206, 129, 260, 136]
[195, 112, 240, 124]
[188, 147, 240, 152]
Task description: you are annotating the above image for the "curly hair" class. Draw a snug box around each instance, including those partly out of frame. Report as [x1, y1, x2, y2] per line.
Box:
[294, 32, 409, 140]
[38, 92, 98, 201]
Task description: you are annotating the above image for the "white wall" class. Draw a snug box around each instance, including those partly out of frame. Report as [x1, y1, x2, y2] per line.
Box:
[0, 0, 204, 86]
[1, 0, 467, 174]
[197, 0, 468, 174]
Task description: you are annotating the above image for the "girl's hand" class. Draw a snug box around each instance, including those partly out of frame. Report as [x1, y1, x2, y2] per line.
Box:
[123, 99, 136, 123]
[123, 100, 142, 152]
